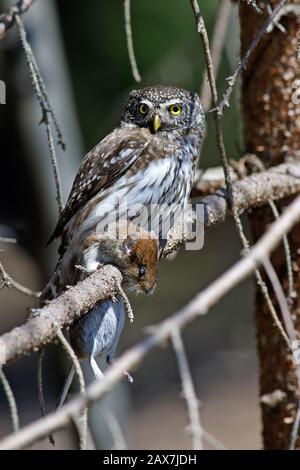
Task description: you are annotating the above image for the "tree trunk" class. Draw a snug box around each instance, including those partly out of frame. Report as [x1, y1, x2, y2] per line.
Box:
[240, 0, 300, 449]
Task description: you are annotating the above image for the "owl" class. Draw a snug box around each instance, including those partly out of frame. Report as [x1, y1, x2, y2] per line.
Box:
[44, 85, 205, 300]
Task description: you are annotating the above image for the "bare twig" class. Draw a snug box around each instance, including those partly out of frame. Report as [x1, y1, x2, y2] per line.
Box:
[0, 0, 35, 39]
[241, 0, 262, 15]
[0, 259, 40, 298]
[2, 192, 300, 449]
[124, 0, 141, 83]
[203, 430, 227, 450]
[0, 367, 19, 433]
[189, 0, 291, 370]
[14, 12, 64, 214]
[98, 405, 127, 450]
[200, 0, 232, 112]
[268, 200, 294, 302]
[116, 283, 134, 323]
[171, 329, 203, 450]
[262, 259, 300, 380]
[189, 0, 246, 237]
[30, 56, 66, 150]
[55, 327, 87, 450]
[262, 257, 300, 450]
[36, 350, 55, 446]
[218, 0, 289, 113]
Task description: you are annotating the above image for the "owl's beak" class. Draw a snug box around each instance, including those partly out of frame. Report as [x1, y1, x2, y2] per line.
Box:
[152, 114, 162, 133]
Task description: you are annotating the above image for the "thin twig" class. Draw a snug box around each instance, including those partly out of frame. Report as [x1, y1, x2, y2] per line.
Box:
[203, 430, 227, 450]
[55, 327, 87, 451]
[37, 350, 55, 446]
[116, 283, 134, 323]
[124, 0, 141, 82]
[13, 12, 64, 214]
[189, 0, 288, 363]
[262, 259, 300, 381]
[2, 191, 300, 449]
[241, 0, 262, 15]
[171, 329, 203, 450]
[200, 0, 232, 112]
[0, 367, 19, 433]
[98, 405, 127, 450]
[218, 0, 289, 113]
[262, 257, 300, 450]
[44, 116, 64, 213]
[0, 0, 35, 39]
[0, 259, 40, 298]
[30, 56, 66, 150]
[268, 200, 294, 302]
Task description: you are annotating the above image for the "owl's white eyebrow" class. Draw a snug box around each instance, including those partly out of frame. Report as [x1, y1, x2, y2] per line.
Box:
[161, 99, 182, 107]
[140, 99, 153, 108]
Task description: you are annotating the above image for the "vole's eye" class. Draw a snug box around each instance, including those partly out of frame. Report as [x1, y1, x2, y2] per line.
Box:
[139, 266, 146, 277]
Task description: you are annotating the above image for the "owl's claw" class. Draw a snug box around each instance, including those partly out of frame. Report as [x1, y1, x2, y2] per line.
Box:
[107, 355, 133, 383]
[123, 371, 133, 383]
[27, 307, 41, 320]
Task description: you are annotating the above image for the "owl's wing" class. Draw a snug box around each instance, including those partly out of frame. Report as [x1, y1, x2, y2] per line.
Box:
[47, 127, 150, 244]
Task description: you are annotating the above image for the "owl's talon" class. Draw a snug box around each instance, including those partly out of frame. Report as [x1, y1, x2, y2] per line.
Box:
[107, 355, 133, 383]
[28, 308, 41, 319]
[123, 371, 133, 383]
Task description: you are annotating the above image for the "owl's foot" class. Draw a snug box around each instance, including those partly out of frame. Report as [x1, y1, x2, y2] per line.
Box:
[106, 355, 133, 383]
[75, 262, 101, 278]
[27, 307, 42, 320]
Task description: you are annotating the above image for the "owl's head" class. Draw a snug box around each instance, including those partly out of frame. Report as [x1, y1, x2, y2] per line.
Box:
[121, 85, 204, 134]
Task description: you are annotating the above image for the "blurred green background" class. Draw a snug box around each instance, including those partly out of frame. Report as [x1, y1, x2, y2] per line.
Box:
[0, 0, 258, 449]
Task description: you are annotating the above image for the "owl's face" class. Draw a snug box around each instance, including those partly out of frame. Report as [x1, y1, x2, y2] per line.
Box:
[121, 85, 204, 134]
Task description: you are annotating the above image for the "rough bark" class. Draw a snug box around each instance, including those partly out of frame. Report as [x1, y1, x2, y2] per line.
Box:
[240, 0, 300, 449]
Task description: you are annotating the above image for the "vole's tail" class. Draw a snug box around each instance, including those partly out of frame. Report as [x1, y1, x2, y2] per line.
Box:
[56, 365, 75, 409]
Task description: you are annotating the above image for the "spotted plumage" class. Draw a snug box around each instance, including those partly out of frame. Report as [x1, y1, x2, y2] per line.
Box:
[43, 85, 205, 303]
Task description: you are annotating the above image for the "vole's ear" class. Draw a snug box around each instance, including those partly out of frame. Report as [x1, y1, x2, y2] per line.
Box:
[122, 236, 137, 259]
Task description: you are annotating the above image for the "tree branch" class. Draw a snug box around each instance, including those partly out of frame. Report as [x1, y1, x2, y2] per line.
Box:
[1, 162, 300, 366]
[0, 265, 122, 365]
[2, 190, 300, 449]
[0, 0, 35, 39]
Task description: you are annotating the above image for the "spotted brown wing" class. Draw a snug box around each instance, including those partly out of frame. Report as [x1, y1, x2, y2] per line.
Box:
[47, 127, 150, 244]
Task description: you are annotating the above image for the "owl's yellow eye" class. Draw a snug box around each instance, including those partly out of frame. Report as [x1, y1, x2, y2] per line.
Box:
[139, 103, 149, 115]
[169, 104, 182, 116]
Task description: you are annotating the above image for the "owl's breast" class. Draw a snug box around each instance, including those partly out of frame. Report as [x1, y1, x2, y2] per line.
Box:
[70, 134, 199, 242]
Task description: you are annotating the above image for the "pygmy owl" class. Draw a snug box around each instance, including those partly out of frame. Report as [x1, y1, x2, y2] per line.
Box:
[44, 85, 204, 301]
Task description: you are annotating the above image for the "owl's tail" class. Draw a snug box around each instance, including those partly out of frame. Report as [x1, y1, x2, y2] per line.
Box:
[56, 365, 75, 409]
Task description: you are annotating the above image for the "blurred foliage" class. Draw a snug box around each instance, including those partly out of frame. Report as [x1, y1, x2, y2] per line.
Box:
[56, 0, 242, 166]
